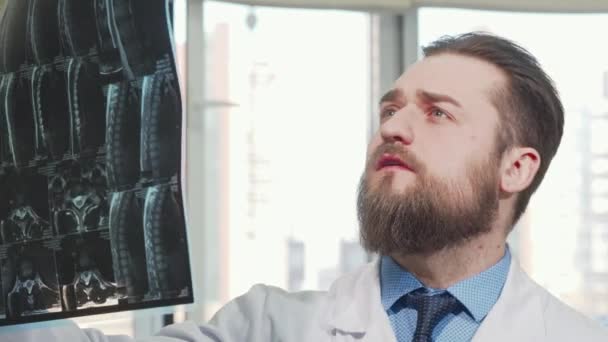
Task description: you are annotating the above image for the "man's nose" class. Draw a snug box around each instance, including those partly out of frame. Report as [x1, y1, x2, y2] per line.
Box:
[379, 107, 415, 145]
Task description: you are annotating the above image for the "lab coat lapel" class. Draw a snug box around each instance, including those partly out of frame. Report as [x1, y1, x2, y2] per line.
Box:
[320, 260, 397, 341]
[472, 257, 545, 342]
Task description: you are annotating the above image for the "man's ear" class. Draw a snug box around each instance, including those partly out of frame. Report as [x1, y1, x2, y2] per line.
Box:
[500, 147, 541, 194]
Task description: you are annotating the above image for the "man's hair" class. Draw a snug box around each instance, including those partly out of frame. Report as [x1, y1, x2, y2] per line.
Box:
[422, 32, 564, 227]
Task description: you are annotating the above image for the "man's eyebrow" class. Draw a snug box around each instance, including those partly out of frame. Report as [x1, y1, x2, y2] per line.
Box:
[379, 89, 404, 105]
[417, 89, 462, 108]
[379, 88, 462, 109]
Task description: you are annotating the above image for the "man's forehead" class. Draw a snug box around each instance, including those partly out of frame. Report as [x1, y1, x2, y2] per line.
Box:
[392, 53, 507, 105]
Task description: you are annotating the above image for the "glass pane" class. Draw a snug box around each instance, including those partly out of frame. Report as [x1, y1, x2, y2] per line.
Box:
[419, 8, 608, 322]
[202, 1, 371, 311]
[592, 158, 608, 175]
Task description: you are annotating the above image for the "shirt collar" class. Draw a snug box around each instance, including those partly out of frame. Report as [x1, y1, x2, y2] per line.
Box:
[380, 254, 424, 311]
[380, 247, 512, 322]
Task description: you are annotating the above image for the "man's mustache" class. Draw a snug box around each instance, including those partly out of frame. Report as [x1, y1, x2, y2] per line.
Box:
[368, 144, 425, 174]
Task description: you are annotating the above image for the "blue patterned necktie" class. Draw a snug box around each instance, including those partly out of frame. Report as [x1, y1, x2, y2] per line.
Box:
[404, 291, 462, 342]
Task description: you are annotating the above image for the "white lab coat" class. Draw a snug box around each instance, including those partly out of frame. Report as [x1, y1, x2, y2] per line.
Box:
[1, 257, 607, 341]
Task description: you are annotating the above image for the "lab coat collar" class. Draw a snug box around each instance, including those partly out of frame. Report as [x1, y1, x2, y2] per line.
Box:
[321, 255, 546, 342]
[319, 257, 396, 341]
[471, 255, 545, 342]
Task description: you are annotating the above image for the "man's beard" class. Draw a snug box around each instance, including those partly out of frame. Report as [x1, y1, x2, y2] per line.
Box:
[357, 145, 501, 256]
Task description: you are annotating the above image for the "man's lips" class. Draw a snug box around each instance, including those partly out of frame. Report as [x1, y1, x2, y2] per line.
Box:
[375, 154, 415, 172]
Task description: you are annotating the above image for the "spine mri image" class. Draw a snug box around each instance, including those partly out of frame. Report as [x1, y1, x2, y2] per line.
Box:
[0, 0, 192, 325]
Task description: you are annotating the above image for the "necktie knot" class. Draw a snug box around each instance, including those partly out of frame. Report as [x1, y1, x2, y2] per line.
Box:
[404, 291, 461, 342]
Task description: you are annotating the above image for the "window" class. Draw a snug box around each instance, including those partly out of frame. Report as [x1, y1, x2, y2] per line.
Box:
[200, 1, 371, 317]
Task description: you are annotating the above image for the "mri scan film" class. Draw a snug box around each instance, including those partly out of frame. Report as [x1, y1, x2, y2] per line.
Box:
[0, 0, 192, 325]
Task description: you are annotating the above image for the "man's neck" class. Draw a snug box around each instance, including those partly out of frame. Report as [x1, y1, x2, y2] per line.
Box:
[390, 233, 506, 289]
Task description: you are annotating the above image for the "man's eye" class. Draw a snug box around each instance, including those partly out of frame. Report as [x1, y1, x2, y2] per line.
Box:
[429, 108, 448, 118]
[381, 108, 397, 118]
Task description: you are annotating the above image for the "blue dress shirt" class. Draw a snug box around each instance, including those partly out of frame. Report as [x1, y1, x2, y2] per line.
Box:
[380, 248, 511, 342]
